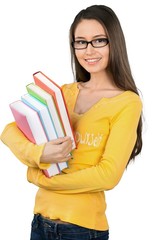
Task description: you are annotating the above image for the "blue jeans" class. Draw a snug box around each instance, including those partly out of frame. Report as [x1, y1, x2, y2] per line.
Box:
[30, 214, 109, 240]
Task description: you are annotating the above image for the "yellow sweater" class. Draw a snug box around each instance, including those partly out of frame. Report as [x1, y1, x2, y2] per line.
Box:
[1, 82, 142, 230]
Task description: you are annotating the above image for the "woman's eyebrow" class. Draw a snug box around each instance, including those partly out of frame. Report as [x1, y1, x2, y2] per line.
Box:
[75, 34, 107, 40]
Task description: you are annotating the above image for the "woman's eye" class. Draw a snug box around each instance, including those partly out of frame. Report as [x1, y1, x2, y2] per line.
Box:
[77, 41, 86, 45]
[95, 38, 107, 43]
[93, 38, 109, 47]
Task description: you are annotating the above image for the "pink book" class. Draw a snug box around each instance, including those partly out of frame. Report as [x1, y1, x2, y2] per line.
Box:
[9, 100, 47, 144]
[10, 100, 66, 177]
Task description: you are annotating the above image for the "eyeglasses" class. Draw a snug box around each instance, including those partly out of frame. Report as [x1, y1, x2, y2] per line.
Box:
[71, 38, 109, 50]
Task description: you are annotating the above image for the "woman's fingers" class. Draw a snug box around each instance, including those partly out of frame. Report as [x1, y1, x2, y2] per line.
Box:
[40, 136, 73, 164]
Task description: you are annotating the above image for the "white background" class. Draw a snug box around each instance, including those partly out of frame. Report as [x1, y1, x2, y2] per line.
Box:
[0, 0, 152, 239]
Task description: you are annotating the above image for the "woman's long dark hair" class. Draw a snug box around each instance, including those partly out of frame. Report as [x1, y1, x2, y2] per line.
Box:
[69, 5, 143, 164]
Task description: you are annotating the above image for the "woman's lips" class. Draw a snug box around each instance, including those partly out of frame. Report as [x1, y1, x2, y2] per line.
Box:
[85, 58, 102, 64]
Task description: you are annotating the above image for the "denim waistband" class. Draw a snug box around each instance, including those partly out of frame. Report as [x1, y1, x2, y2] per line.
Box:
[33, 214, 109, 239]
[34, 214, 90, 233]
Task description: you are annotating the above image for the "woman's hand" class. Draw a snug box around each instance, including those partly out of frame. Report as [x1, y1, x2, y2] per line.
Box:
[40, 136, 73, 164]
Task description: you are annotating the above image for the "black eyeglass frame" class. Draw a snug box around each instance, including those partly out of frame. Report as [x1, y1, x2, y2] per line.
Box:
[71, 38, 109, 50]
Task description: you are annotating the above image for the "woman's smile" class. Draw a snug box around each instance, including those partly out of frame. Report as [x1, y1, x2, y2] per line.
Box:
[85, 57, 102, 64]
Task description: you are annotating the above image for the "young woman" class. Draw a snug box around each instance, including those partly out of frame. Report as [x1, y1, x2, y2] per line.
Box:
[1, 5, 142, 240]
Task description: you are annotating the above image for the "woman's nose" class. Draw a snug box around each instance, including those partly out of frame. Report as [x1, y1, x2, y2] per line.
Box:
[85, 42, 95, 54]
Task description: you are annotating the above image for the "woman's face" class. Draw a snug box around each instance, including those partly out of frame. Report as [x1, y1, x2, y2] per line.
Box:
[74, 19, 109, 75]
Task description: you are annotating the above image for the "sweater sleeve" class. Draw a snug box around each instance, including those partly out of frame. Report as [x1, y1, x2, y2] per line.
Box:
[27, 99, 142, 193]
[0, 122, 50, 169]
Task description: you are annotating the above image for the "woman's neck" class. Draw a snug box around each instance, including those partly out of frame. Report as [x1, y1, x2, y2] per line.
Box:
[82, 71, 117, 90]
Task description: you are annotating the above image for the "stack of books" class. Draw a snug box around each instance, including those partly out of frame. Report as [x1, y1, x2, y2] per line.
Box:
[10, 71, 76, 177]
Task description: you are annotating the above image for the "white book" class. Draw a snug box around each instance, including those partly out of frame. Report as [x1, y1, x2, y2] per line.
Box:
[43, 164, 61, 177]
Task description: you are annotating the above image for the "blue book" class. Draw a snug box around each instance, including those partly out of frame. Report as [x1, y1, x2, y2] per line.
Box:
[21, 93, 57, 141]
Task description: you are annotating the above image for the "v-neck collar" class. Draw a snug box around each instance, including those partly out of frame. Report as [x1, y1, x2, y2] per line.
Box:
[72, 82, 130, 116]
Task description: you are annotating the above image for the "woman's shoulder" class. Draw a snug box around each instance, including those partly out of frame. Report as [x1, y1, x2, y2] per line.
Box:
[121, 91, 143, 107]
[117, 91, 143, 116]
[107, 90, 142, 105]
[62, 82, 78, 95]
[103, 90, 143, 116]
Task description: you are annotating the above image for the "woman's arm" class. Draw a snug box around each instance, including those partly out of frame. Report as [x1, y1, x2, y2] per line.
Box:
[1, 122, 72, 168]
[1, 122, 45, 168]
[27, 100, 142, 193]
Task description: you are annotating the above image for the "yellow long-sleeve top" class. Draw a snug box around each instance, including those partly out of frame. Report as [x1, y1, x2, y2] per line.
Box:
[1, 82, 142, 230]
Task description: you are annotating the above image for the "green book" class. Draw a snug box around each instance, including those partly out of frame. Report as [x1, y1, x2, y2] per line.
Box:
[26, 83, 65, 138]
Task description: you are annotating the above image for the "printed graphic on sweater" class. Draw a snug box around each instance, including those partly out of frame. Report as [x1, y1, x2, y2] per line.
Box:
[75, 131, 103, 147]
